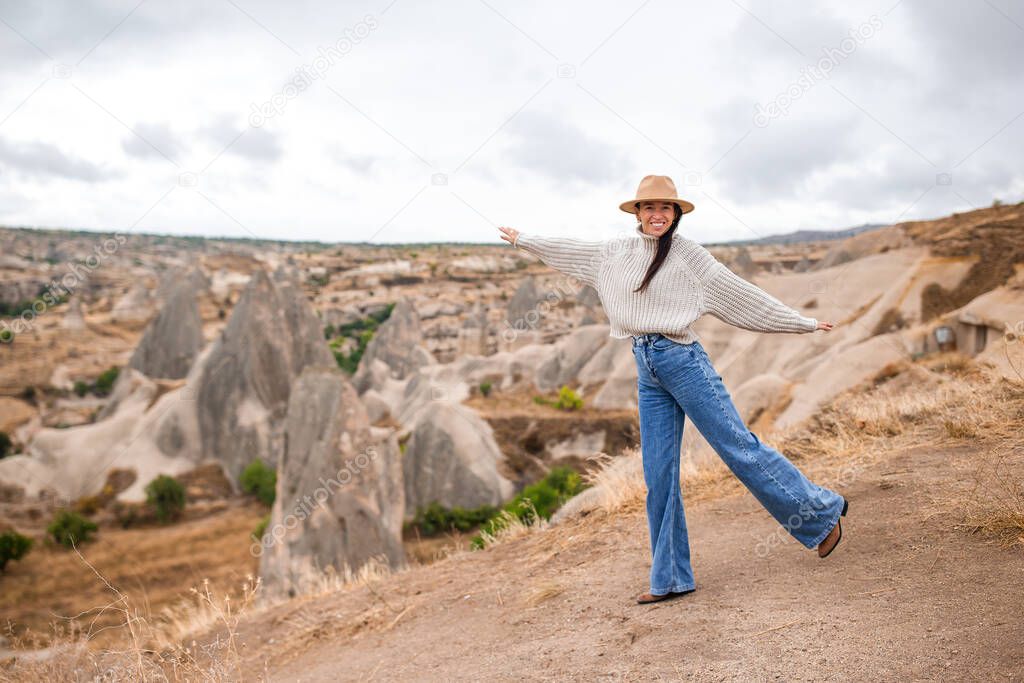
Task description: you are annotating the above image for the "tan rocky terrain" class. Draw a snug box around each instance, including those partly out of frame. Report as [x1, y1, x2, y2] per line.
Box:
[0, 202, 1021, 680]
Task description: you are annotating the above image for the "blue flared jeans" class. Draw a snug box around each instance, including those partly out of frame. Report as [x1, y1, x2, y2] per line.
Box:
[631, 333, 846, 595]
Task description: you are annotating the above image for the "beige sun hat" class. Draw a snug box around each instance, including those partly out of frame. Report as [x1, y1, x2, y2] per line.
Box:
[618, 175, 695, 215]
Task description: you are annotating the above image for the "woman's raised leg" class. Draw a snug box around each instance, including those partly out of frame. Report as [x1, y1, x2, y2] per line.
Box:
[652, 341, 845, 549]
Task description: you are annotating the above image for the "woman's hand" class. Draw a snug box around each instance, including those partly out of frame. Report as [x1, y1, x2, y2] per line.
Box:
[497, 226, 520, 246]
[816, 320, 835, 332]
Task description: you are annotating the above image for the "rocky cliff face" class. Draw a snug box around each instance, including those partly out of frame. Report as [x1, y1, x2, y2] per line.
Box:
[128, 278, 204, 380]
[258, 366, 405, 598]
[401, 401, 514, 515]
[196, 268, 335, 483]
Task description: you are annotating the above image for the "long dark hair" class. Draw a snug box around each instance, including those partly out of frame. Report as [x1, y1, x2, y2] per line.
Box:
[632, 204, 683, 294]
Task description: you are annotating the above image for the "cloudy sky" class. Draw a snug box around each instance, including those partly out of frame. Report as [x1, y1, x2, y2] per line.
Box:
[0, 0, 1021, 245]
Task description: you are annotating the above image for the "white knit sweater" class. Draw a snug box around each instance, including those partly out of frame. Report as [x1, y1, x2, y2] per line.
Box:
[512, 224, 818, 344]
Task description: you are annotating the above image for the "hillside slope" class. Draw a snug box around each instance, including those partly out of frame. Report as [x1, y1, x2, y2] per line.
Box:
[219, 357, 1024, 681]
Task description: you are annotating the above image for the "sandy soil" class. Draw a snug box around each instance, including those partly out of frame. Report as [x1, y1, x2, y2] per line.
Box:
[218, 436, 1023, 682]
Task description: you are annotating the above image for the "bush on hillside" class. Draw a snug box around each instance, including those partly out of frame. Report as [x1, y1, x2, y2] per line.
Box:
[0, 531, 32, 571]
[47, 510, 98, 548]
[145, 474, 186, 523]
[240, 460, 276, 506]
[93, 366, 120, 397]
[252, 514, 270, 542]
[472, 467, 586, 548]
[407, 501, 499, 536]
[555, 386, 583, 410]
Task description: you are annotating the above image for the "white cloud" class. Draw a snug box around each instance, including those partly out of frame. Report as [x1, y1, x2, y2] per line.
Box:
[0, 0, 1020, 243]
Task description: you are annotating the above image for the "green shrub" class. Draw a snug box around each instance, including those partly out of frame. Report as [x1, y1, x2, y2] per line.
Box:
[406, 467, 588, 548]
[0, 432, 11, 459]
[0, 329, 12, 343]
[251, 514, 270, 542]
[533, 386, 584, 410]
[73, 380, 89, 397]
[240, 460, 276, 506]
[555, 386, 583, 411]
[0, 531, 32, 571]
[145, 474, 186, 523]
[93, 366, 119, 397]
[479, 381, 492, 397]
[330, 304, 397, 374]
[472, 466, 586, 548]
[408, 501, 499, 536]
[47, 510, 98, 548]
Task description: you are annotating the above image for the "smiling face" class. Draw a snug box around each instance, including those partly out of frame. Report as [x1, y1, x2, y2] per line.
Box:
[636, 201, 680, 237]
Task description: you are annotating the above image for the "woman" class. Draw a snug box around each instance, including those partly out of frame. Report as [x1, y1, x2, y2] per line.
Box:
[497, 175, 848, 605]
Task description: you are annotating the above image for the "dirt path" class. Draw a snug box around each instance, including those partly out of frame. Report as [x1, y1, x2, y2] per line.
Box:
[222, 439, 1023, 681]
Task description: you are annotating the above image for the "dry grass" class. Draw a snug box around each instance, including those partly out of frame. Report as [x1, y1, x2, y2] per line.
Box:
[474, 498, 552, 550]
[261, 553, 398, 602]
[0, 500, 265, 650]
[0, 546, 259, 682]
[521, 580, 565, 608]
[0, 547, 410, 681]
[0, 501, 405, 681]
[956, 448, 1024, 548]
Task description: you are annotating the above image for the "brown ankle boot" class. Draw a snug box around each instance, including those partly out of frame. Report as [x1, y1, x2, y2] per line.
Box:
[818, 518, 843, 558]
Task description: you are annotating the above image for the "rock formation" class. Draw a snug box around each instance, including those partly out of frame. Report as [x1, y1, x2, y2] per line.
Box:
[128, 279, 203, 380]
[258, 366, 405, 598]
[157, 265, 210, 302]
[196, 268, 335, 483]
[578, 284, 607, 325]
[734, 246, 759, 277]
[401, 401, 514, 516]
[534, 325, 611, 393]
[110, 281, 153, 323]
[505, 276, 541, 333]
[352, 296, 434, 394]
[60, 296, 86, 331]
[457, 300, 488, 356]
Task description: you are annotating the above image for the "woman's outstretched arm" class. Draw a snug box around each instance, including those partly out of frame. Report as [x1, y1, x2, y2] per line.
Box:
[498, 226, 606, 288]
[676, 241, 827, 334]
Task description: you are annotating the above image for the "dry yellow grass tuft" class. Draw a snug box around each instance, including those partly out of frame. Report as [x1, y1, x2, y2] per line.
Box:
[957, 447, 1024, 549]
[521, 580, 565, 608]
[474, 498, 551, 550]
[1, 547, 258, 682]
